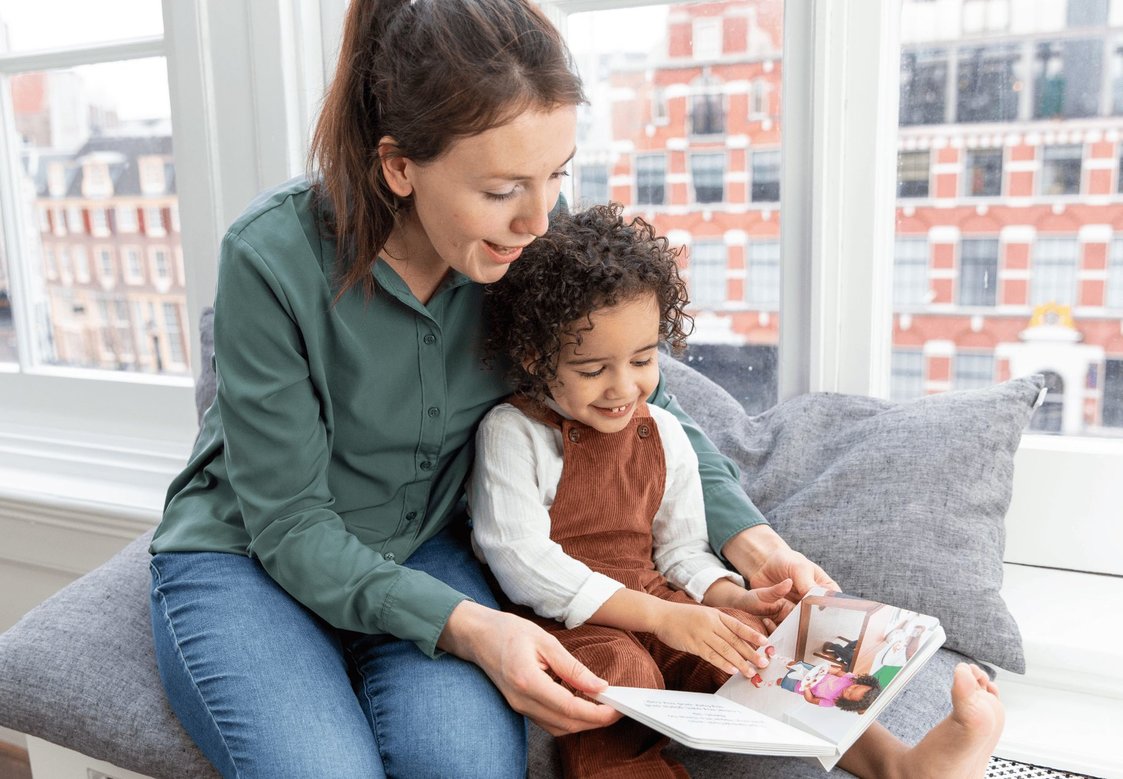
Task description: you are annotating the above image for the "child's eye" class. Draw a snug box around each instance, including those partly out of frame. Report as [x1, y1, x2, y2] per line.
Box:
[578, 367, 605, 378]
[632, 358, 654, 368]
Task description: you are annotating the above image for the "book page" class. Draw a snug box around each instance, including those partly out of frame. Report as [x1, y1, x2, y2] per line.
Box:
[717, 588, 942, 767]
[595, 687, 833, 754]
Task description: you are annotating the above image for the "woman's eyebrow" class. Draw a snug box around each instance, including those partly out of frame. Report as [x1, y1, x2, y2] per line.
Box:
[486, 147, 577, 182]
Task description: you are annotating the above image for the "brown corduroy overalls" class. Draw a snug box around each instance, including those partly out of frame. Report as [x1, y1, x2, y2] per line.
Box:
[507, 397, 753, 779]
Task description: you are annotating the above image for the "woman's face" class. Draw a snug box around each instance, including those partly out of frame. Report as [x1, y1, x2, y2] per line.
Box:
[384, 105, 577, 284]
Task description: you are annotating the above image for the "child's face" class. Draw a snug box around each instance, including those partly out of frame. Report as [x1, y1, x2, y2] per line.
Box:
[548, 292, 661, 434]
[841, 683, 874, 703]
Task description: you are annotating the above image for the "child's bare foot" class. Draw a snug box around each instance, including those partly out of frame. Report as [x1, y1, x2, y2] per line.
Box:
[895, 663, 1005, 779]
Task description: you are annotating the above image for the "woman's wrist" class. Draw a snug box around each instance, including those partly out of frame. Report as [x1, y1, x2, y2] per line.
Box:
[720, 524, 790, 582]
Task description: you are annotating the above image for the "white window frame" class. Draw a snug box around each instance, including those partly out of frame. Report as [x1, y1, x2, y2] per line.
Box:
[0, 0, 344, 538]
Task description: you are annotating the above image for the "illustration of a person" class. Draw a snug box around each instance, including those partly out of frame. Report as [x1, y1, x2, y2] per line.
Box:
[781, 661, 882, 713]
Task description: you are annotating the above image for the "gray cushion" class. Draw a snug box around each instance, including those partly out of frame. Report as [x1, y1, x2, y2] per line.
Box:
[659, 355, 1039, 674]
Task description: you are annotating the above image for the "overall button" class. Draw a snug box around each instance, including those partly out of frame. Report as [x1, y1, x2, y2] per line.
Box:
[637, 424, 651, 438]
[406, 511, 418, 521]
[384, 552, 396, 562]
[423, 334, 437, 345]
[427, 407, 440, 418]
[567, 429, 581, 443]
[420, 461, 434, 471]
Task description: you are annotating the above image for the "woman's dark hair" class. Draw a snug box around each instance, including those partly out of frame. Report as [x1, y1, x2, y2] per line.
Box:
[310, 0, 586, 298]
[484, 203, 693, 402]
[834, 675, 882, 713]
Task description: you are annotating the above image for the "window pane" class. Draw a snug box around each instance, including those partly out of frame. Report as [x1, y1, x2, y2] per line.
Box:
[7, 58, 189, 375]
[896, 0, 1123, 438]
[0, 0, 162, 52]
[567, 1, 783, 414]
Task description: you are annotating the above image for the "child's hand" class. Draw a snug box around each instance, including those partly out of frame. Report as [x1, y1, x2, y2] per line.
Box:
[702, 577, 794, 630]
[652, 602, 771, 679]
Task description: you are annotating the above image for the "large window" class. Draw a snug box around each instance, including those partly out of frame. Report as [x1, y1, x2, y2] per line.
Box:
[897, 150, 930, 197]
[1040, 144, 1083, 195]
[959, 239, 998, 307]
[891, 350, 925, 401]
[954, 352, 995, 390]
[1031, 237, 1079, 307]
[690, 76, 725, 137]
[1109, 238, 1123, 309]
[956, 44, 1021, 123]
[751, 150, 781, 202]
[1033, 39, 1102, 120]
[635, 153, 666, 206]
[899, 48, 947, 126]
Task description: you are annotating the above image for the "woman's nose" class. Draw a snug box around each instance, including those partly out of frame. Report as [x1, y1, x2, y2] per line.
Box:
[512, 191, 552, 238]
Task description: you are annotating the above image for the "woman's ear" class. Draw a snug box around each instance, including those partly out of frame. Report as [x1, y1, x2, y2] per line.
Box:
[378, 136, 413, 199]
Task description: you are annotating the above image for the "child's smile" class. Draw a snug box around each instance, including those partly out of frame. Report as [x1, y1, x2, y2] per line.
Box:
[548, 293, 661, 434]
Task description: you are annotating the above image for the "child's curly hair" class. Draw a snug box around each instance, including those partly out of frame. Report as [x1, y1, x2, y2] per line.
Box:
[834, 674, 882, 713]
[484, 203, 692, 401]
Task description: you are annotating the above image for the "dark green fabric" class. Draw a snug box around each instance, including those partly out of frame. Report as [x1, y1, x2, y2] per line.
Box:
[153, 177, 765, 657]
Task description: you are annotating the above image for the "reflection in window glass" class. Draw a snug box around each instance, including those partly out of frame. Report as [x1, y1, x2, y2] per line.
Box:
[8, 59, 188, 375]
[896, 0, 1122, 437]
[964, 149, 1003, 197]
[567, 1, 783, 412]
[1031, 237, 1079, 306]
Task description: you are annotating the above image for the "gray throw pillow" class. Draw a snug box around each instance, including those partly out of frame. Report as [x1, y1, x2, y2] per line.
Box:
[660, 356, 1041, 673]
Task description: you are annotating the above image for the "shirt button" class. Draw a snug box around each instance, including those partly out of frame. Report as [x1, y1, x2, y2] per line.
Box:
[567, 429, 581, 443]
[406, 511, 417, 521]
[428, 407, 440, 418]
[384, 552, 396, 562]
[423, 334, 437, 345]
[420, 461, 433, 471]
[637, 424, 651, 438]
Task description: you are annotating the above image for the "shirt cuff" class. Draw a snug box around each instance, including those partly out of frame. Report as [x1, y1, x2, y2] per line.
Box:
[683, 567, 746, 602]
[564, 573, 625, 628]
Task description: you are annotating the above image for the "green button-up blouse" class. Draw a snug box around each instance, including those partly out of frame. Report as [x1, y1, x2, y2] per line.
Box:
[151, 177, 767, 658]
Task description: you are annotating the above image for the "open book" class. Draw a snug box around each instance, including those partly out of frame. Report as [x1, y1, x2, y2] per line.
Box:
[596, 588, 944, 770]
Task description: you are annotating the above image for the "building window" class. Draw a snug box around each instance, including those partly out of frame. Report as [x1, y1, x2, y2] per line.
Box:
[751, 150, 781, 202]
[746, 239, 780, 309]
[152, 248, 172, 285]
[576, 163, 608, 207]
[65, 205, 84, 234]
[124, 248, 143, 284]
[959, 238, 998, 307]
[964, 148, 1003, 197]
[1104, 359, 1123, 427]
[693, 17, 722, 60]
[651, 87, 668, 125]
[891, 350, 926, 401]
[1067, 0, 1109, 27]
[72, 246, 89, 283]
[1041, 144, 1083, 195]
[635, 154, 665, 206]
[749, 79, 770, 118]
[144, 205, 166, 237]
[689, 240, 727, 309]
[1112, 40, 1123, 115]
[956, 44, 1021, 123]
[690, 78, 724, 136]
[691, 152, 725, 204]
[115, 205, 139, 233]
[51, 206, 66, 236]
[1033, 40, 1102, 120]
[89, 207, 109, 236]
[897, 150, 930, 198]
[96, 247, 115, 282]
[43, 247, 58, 279]
[1032, 237, 1079, 306]
[954, 352, 995, 390]
[1109, 238, 1123, 308]
[894, 237, 930, 307]
[899, 48, 948, 126]
[162, 302, 185, 364]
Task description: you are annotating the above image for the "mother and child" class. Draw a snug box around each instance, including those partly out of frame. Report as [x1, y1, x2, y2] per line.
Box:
[147, 0, 1004, 777]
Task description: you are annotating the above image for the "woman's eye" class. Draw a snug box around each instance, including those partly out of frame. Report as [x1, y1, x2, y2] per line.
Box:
[550, 169, 570, 181]
[484, 190, 517, 201]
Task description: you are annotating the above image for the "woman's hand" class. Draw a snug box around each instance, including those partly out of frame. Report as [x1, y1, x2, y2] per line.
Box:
[722, 525, 840, 604]
[652, 602, 771, 678]
[437, 600, 621, 736]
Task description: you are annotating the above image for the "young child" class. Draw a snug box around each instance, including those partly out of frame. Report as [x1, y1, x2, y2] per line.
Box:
[470, 204, 1005, 779]
[781, 660, 882, 713]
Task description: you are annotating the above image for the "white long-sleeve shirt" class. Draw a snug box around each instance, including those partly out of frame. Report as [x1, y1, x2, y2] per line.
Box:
[467, 402, 744, 628]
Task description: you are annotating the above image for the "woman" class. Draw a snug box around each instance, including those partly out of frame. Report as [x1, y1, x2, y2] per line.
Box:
[147, 0, 866, 777]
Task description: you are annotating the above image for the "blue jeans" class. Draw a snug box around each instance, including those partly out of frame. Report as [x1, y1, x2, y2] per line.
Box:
[149, 525, 526, 779]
